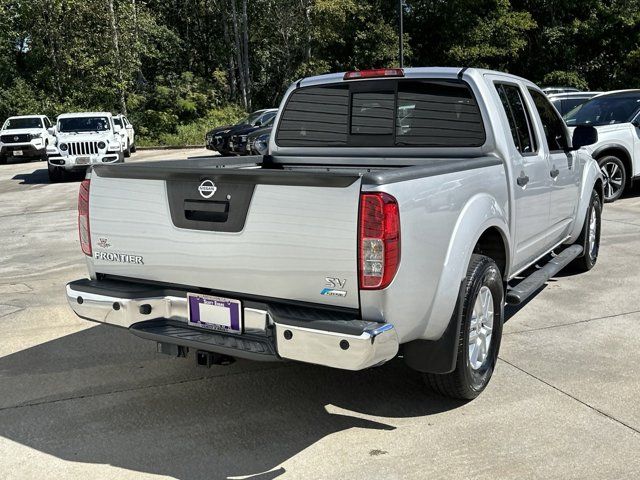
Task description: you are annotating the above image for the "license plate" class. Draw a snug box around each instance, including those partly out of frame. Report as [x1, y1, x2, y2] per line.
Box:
[187, 293, 242, 334]
[76, 156, 90, 165]
[13, 150, 23, 156]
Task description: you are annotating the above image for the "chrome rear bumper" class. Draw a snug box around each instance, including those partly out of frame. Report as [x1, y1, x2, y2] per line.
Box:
[66, 280, 399, 371]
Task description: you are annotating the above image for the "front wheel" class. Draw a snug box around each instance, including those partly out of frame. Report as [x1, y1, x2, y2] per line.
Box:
[423, 254, 504, 400]
[0, 155, 6, 165]
[123, 140, 131, 158]
[598, 155, 625, 203]
[571, 190, 602, 272]
[130, 142, 136, 153]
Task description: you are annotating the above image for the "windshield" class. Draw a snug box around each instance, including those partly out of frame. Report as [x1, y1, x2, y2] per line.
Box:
[564, 94, 640, 126]
[3, 117, 42, 129]
[239, 111, 266, 126]
[58, 116, 111, 133]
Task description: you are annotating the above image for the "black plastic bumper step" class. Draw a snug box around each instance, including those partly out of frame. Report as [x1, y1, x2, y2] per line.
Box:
[130, 320, 279, 362]
[506, 244, 583, 305]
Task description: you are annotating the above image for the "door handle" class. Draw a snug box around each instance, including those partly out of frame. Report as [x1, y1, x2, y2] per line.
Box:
[517, 173, 529, 187]
[550, 167, 560, 178]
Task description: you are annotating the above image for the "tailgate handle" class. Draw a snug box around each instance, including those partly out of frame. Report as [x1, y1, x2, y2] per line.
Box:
[184, 200, 229, 223]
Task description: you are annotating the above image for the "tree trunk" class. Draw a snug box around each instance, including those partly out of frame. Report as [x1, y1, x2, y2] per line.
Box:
[222, 7, 236, 101]
[230, 0, 247, 109]
[241, 0, 250, 110]
[108, 0, 127, 115]
[301, 0, 312, 62]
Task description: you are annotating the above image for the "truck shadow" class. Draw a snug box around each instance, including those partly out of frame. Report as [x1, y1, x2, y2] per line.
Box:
[0, 325, 465, 480]
[12, 169, 82, 185]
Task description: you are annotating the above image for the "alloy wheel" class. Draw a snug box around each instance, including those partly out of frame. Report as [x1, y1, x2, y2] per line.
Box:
[468, 285, 494, 370]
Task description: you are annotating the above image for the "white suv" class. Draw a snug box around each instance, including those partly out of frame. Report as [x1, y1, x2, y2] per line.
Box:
[47, 112, 124, 182]
[113, 114, 136, 157]
[0, 115, 55, 164]
[565, 90, 640, 202]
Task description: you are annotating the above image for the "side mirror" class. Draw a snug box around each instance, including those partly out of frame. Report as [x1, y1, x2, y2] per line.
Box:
[571, 125, 598, 150]
[47, 127, 56, 135]
[254, 120, 262, 127]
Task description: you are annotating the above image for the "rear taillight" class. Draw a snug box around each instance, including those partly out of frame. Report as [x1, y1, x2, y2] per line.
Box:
[358, 192, 400, 289]
[78, 179, 91, 256]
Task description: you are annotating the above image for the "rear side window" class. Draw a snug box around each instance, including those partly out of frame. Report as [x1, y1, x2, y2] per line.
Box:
[276, 79, 485, 148]
[495, 83, 537, 154]
[529, 89, 569, 151]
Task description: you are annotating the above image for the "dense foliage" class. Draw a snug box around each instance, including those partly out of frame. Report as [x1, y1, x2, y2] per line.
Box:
[0, 0, 638, 145]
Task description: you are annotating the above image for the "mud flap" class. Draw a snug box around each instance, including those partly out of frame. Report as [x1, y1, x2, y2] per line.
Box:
[402, 280, 465, 374]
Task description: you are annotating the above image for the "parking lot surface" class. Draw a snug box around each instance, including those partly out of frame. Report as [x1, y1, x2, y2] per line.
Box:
[0, 150, 639, 479]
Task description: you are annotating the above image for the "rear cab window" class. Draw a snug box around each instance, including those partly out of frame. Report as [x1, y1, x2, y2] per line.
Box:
[275, 79, 486, 148]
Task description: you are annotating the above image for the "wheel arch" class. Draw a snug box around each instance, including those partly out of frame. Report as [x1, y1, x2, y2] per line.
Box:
[472, 226, 509, 280]
[593, 144, 633, 185]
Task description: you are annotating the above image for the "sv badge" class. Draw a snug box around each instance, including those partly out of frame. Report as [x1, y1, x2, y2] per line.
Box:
[325, 277, 346, 289]
[321, 277, 347, 297]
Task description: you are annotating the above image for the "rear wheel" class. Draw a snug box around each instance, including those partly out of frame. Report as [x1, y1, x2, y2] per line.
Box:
[571, 190, 601, 272]
[598, 155, 625, 203]
[423, 254, 504, 400]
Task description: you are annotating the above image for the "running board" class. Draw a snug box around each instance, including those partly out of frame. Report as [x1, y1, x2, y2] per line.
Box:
[506, 244, 583, 305]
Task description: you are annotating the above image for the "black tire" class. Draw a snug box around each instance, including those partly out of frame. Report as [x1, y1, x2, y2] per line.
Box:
[0, 155, 6, 165]
[571, 190, 602, 272]
[47, 163, 63, 183]
[130, 142, 136, 153]
[118, 151, 125, 163]
[598, 155, 625, 203]
[124, 140, 131, 158]
[423, 254, 504, 400]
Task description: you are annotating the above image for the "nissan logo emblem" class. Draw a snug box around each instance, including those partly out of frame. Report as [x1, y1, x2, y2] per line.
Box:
[198, 179, 217, 199]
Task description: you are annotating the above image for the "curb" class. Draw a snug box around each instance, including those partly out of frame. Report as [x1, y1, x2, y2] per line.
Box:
[136, 145, 206, 151]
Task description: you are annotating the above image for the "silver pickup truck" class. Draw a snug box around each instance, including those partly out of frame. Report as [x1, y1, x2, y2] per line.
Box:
[66, 67, 603, 400]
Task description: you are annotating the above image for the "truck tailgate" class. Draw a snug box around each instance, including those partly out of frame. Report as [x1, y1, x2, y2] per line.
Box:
[88, 164, 362, 309]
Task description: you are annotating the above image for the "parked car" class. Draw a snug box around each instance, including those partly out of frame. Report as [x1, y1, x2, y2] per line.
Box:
[46, 112, 124, 182]
[207, 109, 277, 155]
[564, 89, 640, 202]
[230, 114, 275, 155]
[542, 86, 581, 95]
[245, 124, 272, 155]
[0, 115, 55, 164]
[113, 114, 136, 157]
[65, 67, 602, 401]
[548, 91, 602, 116]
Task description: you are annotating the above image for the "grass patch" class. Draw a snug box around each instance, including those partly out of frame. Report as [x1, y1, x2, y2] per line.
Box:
[137, 105, 246, 147]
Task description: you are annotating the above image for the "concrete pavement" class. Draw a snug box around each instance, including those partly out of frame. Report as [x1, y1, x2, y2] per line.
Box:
[0, 151, 639, 479]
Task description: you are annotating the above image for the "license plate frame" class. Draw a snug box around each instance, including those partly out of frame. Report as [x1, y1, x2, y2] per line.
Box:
[13, 150, 23, 156]
[187, 293, 242, 334]
[76, 156, 90, 165]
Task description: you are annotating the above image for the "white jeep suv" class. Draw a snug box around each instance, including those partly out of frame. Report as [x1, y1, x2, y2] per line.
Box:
[0, 115, 55, 164]
[47, 112, 124, 182]
[565, 90, 640, 202]
[113, 114, 136, 157]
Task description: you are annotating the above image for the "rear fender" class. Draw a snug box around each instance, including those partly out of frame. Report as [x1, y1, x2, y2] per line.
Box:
[421, 192, 509, 340]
